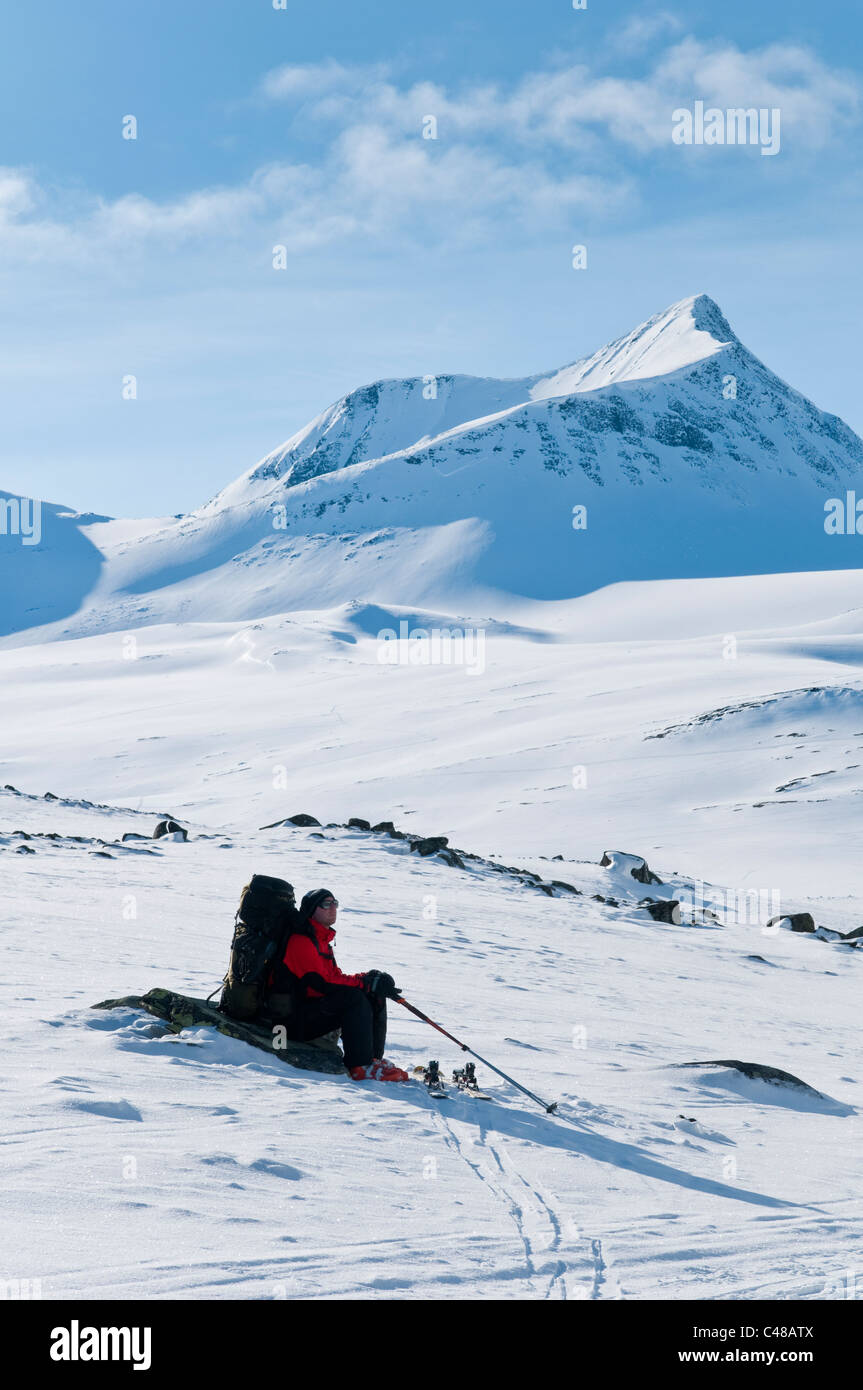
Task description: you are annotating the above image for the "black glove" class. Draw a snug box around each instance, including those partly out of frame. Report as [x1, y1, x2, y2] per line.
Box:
[363, 970, 401, 1001]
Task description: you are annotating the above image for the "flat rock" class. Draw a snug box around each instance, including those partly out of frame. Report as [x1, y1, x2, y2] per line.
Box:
[676, 1059, 854, 1114]
[92, 988, 344, 1075]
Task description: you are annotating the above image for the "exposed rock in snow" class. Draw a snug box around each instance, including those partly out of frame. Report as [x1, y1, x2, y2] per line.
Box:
[371, 821, 400, 836]
[410, 835, 450, 857]
[677, 1060, 854, 1115]
[92, 988, 344, 1074]
[260, 813, 321, 828]
[767, 911, 816, 933]
[641, 898, 681, 923]
[600, 850, 663, 884]
[681, 1059, 816, 1087]
[154, 818, 188, 841]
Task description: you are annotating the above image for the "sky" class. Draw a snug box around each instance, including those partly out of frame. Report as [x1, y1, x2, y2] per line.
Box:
[1, 0, 861, 517]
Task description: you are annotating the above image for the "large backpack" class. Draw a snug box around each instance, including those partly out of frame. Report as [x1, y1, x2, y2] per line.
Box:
[219, 874, 301, 1022]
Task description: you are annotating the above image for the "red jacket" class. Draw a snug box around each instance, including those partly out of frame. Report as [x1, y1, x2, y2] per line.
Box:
[282, 921, 364, 1000]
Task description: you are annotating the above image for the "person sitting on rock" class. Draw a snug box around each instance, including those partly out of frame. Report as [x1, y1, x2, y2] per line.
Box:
[278, 888, 408, 1082]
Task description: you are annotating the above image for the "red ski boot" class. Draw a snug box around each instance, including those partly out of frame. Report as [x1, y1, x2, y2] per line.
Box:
[349, 1061, 409, 1083]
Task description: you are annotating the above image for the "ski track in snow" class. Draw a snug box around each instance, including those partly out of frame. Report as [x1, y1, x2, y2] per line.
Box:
[432, 1102, 570, 1299]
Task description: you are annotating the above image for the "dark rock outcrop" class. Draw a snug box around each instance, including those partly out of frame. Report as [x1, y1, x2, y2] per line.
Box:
[254, 812, 595, 906]
[154, 818, 188, 841]
[410, 836, 449, 857]
[676, 1059, 853, 1113]
[641, 898, 681, 923]
[766, 912, 816, 933]
[437, 848, 466, 869]
[260, 813, 322, 829]
[600, 850, 662, 885]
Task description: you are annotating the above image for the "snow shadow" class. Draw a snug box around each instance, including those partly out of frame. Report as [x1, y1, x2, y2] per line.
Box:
[423, 1093, 800, 1212]
[0, 499, 105, 638]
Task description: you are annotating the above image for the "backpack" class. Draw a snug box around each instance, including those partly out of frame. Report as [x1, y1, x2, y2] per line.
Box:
[219, 874, 301, 1022]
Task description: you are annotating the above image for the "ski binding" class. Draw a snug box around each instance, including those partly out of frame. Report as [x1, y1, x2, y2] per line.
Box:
[452, 1062, 490, 1099]
[414, 1059, 447, 1098]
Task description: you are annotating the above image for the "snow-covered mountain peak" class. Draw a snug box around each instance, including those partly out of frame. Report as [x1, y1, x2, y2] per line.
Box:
[530, 294, 735, 401]
[4, 293, 862, 645]
[686, 291, 737, 343]
[209, 294, 738, 513]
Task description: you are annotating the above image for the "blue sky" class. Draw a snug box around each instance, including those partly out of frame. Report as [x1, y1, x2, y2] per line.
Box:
[2, 0, 861, 515]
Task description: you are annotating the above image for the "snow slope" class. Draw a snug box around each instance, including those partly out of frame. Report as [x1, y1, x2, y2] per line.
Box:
[3, 594, 862, 1301]
[3, 568, 863, 902]
[2, 796, 860, 1301]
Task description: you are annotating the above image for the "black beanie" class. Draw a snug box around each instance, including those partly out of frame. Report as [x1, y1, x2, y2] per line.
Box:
[300, 888, 335, 922]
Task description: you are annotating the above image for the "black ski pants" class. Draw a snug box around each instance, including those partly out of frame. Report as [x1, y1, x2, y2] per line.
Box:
[296, 986, 386, 1069]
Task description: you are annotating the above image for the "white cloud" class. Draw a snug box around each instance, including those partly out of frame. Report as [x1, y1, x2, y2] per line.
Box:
[260, 38, 859, 153]
[0, 35, 857, 266]
[332, 123, 629, 232]
[610, 11, 684, 54]
[655, 39, 859, 146]
[0, 167, 37, 222]
[259, 59, 390, 103]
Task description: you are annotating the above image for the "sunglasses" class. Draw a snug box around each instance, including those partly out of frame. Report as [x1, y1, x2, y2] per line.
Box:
[319, 898, 339, 909]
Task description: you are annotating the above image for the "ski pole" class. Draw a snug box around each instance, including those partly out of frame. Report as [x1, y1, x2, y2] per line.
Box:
[396, 996, 558, 1114]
